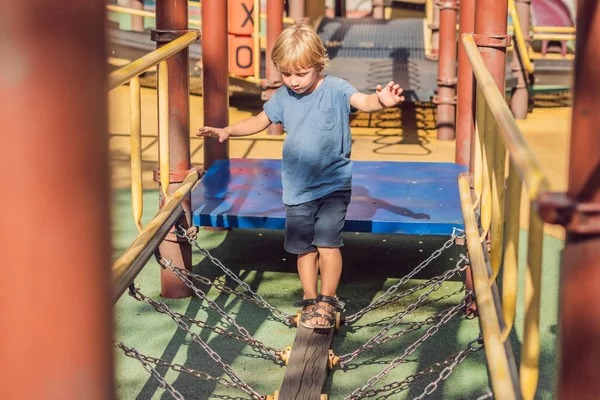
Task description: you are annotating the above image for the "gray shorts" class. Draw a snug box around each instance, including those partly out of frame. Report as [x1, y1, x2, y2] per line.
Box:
[284, 190, 351, 255]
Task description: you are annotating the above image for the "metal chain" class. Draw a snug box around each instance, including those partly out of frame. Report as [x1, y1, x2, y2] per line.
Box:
[345, 228, 464, 324]
[178, 267, 294, 326]
[177, 226, 294, 324]
[339, 257, 468, 366]
[352, 255, 468, 321]
[116, 342, 185, 400]
[116, 342, 249, 396]
[413, 337, 484, 399]
[345, 295, 471, 400]
[356, 337, 483, 399]
[159, 256, 256, 342]
[131, 287, 282, 362]
[129, 287, 264, 400]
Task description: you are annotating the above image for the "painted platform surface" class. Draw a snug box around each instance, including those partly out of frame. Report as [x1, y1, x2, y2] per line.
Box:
[191, 159, 466, 235]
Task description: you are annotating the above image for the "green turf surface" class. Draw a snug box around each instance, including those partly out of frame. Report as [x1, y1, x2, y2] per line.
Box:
[113, 188, 562, 399]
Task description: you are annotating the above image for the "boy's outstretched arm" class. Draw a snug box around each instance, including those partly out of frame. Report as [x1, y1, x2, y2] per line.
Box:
[350, 81, 405, 112]
[197, 111, 272, 143]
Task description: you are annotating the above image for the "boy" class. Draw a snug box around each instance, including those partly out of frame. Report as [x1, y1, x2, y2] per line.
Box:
[197, 24, 404, 329]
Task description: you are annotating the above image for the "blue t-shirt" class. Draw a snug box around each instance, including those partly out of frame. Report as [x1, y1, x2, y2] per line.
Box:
[263, 75, 358, 205]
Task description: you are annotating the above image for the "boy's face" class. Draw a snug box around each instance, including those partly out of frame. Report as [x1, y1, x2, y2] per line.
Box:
[280, 67, 322, 95]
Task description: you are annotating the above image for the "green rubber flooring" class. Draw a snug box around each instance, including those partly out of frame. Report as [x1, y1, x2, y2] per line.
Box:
[113, 188, 562, 400]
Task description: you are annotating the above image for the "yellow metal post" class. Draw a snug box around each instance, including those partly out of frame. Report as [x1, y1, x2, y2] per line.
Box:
[520, 206, 544, 400]
[501, 161, 522, 340]
[129, 77, 144, 231]
[490, 123, 507, 281]
[472, 88, 484, 203]
[158, 60, 170, 198]
[479, 105, 493, 239]
[459, 177, 518, 399]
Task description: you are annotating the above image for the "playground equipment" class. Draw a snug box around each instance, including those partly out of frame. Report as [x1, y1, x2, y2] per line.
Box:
[3, 0, 600, 399]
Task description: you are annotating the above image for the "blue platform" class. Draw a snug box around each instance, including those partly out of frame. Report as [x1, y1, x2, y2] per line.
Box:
[191, 159, 467, 235]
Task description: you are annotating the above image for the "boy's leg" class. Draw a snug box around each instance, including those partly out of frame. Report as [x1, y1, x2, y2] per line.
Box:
[285, 201, 319, 300]
[309, 190, 350, 327]
[316, 247, 342, 297]
[297, 251, 319, 299]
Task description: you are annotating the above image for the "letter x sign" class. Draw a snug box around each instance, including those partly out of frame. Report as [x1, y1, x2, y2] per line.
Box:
[241, 3, 254, 27]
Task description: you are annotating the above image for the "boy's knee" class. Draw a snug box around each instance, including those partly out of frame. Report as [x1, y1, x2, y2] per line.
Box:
[317, 246, 340, 256]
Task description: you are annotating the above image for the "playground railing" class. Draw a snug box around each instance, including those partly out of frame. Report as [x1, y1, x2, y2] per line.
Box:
[106, 1, 295, 85]
[462, 34, 552, 400]
[106, 4, 202, 27]
[508, 0, 534, 74]
[108, 30, 202, 303]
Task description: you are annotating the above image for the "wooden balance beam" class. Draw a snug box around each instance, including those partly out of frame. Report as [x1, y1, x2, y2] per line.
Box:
[270, 323, 335, 400]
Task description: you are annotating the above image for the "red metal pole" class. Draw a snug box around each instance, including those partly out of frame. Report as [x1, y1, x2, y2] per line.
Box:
[0, 1, 113, 398]
[474, 0, 508, 95]
[430, 5, 440, 60]
[509, 0, 531, 120]
[130, 0, 145, 32]
[202, 0, 230, 167]
[455, 0, 475, 166]
[288, 0, 307, 23]
[372, 0, 385, 19]
[435, 0, 459, 141]
[156, 0, 194, 298]
[265, 0, 285, 135]
[556, 1, 600, 397]
[335, 0, 347, 17]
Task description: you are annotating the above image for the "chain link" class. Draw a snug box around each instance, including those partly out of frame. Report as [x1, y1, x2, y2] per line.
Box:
[178, 267, 295, 326]
[116, 342, 185, 400]
[356, 337, 483, 399]
[339, 256, 468, 366]
[131, 287, 282, 362]
[159, 256, 258, 342]
[177, 226, 294, 324]
[413, 337, 484, 399]
[116, 342, 250, 396]
[344, 295, 472, 400]
[345, 229, 464, 324]
[129, 287, 264, 400]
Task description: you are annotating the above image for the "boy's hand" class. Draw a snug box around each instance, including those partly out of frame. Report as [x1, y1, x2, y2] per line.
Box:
[197, 126, 230, 143]
[376, 81, 405, 107]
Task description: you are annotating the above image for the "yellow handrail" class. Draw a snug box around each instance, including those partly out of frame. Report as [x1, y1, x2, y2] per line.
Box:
[458, 177, 518, 400]
[259, 13, 295, 25]
[108, 31, 200, 90]
[106, 4, 202, 27]
[508, 0, 534, 74]
[463, 33, 552, 400]
[532, 33, 576, 41]
[112, 172, 200, 303]
[532, 26, 576, 33]
[463, 35, 550, 200]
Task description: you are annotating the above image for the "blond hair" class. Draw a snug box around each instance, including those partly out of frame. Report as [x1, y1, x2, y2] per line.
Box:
[271, 24, 329, 73]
